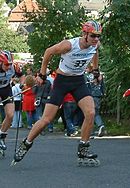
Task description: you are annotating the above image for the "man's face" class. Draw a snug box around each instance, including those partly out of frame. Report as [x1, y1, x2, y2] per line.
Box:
[27, 68, 33, 75]
[85, 33, 101, 46]
[1, 63, 11, 72]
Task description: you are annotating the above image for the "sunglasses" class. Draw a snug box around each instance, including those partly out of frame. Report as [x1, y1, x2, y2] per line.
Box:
[89, 34, 101, 39]
[4, 63, 12, 66]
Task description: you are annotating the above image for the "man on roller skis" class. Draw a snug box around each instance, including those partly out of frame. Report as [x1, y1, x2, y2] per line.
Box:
[13, 20, 102, 166]
[0, 50, 23, 156]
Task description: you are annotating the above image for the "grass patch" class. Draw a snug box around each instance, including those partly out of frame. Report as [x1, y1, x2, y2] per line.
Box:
[103, 117, 130, 136]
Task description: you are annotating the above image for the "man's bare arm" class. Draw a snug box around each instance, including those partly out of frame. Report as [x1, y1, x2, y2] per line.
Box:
[40, 40, 71, 75]
[91, 50, 99, 70]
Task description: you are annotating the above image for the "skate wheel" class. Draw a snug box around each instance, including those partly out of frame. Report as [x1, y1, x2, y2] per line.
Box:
[77, 158, 83, 166]
[87, 158, 100, 167]
[94, 159, 100, 166]
[0, 149, 5, 157]
[10, 160, 17, 166]
[77, 158, 100, 167]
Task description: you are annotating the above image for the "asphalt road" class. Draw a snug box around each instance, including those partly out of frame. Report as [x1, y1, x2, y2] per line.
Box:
[0, 129, 130, 188]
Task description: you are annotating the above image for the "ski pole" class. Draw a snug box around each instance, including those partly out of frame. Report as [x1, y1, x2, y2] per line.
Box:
[13, 99, 22, 156]
[1, 84, 37, 104]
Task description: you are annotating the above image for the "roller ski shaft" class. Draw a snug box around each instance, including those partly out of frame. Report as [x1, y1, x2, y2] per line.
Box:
[77, 141, 100, 167]
[11, 138, 33, 166]
[0, 133, 7, 157]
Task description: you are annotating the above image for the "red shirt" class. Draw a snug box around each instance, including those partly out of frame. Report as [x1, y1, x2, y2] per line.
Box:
[63, 93, 75, 103]
[22, 88, 36, 112]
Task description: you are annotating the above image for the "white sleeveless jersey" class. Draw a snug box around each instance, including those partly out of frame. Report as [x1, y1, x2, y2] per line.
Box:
[0, 65, 15, 88]
[59, 37, 97, 75]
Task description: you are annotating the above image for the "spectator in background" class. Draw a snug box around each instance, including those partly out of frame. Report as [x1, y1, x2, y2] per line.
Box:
[26, 67, 33, 76]
[46, 68, 55, 85]
[91, 74, 105, 136]
[53, 105, 67, 131]
[11, 77, 22, 128]
[34, 75, 54, 133]
[85, 66, 105, 136]
[63, 93, 78, 137]
[22, 75, 38, 129]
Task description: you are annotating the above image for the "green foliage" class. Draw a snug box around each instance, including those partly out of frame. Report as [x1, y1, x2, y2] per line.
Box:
[7, 2, 15, 9]
[6, 0, 17, 6]
[103, 116, 130, 136]
[0, 26, 29, 52]
[0, 0, 6, 23]
[0, 0, 29, 52]
[27, 0, 87, 70]
[99, 0, 130, 119]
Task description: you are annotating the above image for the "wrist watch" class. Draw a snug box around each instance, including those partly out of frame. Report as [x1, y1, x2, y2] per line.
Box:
[39, 73, 47, 80]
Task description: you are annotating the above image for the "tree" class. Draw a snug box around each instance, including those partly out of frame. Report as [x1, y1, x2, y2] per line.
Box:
[6, 0, 17, 7]
[27, 0, 87, 70]
[0, 0, 29, 52]
[100, 0, 130, 119]
[0, 27, 30, 52]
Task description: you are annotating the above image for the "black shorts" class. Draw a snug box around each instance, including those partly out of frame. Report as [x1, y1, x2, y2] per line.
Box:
[47, 74, 92, 106]
[0, 85, 13, 106]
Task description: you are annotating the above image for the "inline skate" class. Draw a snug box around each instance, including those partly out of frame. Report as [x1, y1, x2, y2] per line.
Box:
[0, 133, 7, 157]
[77, 141, 100, 167]
[11, 138, 33, 166]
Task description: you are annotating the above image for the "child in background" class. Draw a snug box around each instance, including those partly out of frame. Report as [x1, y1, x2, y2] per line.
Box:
[22, 75, 38, 129]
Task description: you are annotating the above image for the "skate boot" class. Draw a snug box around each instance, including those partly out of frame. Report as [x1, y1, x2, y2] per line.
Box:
[11, 138, 33, 166]
[0, 133, 7, 157]
[98, 125, 105, 137]
[77, 141, 100, 167]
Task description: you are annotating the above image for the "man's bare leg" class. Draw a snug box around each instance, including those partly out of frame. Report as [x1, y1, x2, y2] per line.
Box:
[77, 96, 100, 166]
[11, 103, 59, 164]
[27, 103, 59, 142]
[78, 96, 95, 142]
[1, 103, 14, 132]
[0, 103, 14, 151]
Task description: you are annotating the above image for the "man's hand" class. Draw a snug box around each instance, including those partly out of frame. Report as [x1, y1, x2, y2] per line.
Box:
[92, 68, 100, 79]
[96, 41, 101, 49]
[36, 73, 46, 85]
[38, 73, 47, 81]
